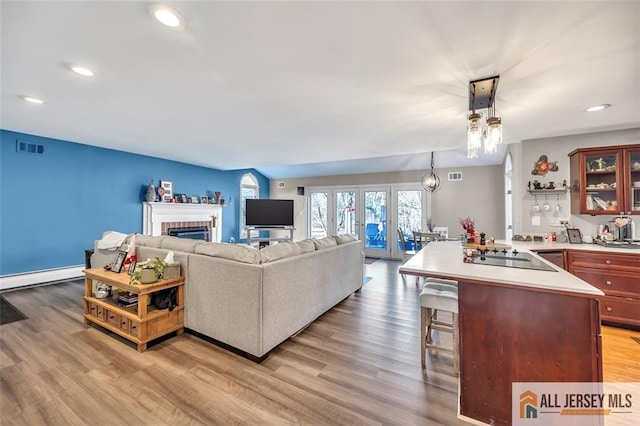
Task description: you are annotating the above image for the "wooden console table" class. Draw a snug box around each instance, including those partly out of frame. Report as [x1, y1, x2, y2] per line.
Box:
[83, 268, 184, 352]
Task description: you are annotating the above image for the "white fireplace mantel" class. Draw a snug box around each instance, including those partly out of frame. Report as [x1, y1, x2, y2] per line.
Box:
[142, 202, 223, 242]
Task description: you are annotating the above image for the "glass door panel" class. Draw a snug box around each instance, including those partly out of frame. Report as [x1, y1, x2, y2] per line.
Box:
[309, 191, 329, 238]
[626, 147, 640, 214]
[363, 189, 388, 257]
[336, 190, 358, 237]
[396, 190, 422, 253]
[584, 151, 621, 213]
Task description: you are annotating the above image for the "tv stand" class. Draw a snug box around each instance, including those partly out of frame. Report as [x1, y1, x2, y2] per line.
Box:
[246, 226, 294, 246]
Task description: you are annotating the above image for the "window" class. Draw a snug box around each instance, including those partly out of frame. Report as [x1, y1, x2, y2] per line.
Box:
[240, 173, 259, 239]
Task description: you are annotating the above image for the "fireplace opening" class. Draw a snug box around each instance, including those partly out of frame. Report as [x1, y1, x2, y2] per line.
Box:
[168, 226, 210, 241]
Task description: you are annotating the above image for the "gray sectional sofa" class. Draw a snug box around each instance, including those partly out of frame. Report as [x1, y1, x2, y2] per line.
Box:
[92, 233, 364, 360]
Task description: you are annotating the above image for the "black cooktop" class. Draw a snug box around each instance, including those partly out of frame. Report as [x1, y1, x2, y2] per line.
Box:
[463, 249, 557, 272]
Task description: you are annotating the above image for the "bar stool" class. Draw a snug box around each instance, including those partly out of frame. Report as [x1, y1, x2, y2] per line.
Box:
[420, 283, 459, 374]
[423, 277, 458, 329]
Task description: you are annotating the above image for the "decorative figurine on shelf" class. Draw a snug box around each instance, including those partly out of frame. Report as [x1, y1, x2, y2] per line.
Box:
[146, 181, 156, 202]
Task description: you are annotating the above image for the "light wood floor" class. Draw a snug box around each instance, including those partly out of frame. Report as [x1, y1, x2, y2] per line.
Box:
[1, 260, 638, 425]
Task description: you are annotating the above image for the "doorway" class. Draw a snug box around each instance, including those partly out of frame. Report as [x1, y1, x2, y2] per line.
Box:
[307, 184, 427, 259]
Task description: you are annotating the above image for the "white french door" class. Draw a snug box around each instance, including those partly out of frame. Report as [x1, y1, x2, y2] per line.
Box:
[362, 187, 390, 257]
[307, 184, 426, 259]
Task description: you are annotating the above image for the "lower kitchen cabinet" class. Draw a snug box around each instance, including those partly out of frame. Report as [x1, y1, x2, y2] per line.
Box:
[567, 250, 640, 328]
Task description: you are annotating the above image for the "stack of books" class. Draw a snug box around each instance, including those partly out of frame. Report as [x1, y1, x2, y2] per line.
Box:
[117, 293, 138, 308]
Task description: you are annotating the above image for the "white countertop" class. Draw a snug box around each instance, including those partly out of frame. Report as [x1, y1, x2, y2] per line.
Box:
[510, 239, 640, 254]
[399, 240, 609, 296]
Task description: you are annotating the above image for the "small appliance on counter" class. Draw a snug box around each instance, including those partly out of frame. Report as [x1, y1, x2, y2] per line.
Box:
[608, 216, 635, 241]
[593, 216, 639, 248]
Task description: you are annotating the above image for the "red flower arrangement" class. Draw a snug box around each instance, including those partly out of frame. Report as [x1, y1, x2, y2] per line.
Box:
[459, 216, 476, 237]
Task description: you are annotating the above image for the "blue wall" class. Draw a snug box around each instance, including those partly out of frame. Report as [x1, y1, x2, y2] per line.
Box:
[0, 130, 269, 275]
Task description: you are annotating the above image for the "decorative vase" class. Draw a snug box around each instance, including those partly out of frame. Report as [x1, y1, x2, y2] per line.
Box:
[145, 183, 156, 202]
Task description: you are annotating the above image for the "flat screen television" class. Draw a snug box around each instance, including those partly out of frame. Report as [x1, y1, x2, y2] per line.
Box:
[245, 199, 294, 227]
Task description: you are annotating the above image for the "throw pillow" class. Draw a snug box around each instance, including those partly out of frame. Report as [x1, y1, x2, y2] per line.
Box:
[161, 236, 200, 253]
[333, 234, 359, 245]
[260, 242, 302, 263]
[296, 239, 316, 253]
[194, 242, 261, 264]
[312, 236, 337, 250]
[135, 234, 164, 248]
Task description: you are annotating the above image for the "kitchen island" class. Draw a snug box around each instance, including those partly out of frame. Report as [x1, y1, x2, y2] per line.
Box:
[400, 241, 604, 426]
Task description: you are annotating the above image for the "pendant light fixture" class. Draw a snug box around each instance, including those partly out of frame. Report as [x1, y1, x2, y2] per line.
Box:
[422, 152, 441, 192]
[467, 76, 502, 158]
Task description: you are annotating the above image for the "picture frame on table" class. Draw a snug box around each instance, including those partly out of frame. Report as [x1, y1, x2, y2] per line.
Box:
[567, 228, 583, 244]
[162, 194, 172, 202]
[111, 250, 128, 273]
[181, 194, 188, 203]
[190, 196, 198, 204]
[200, 196, 208, 204]
[127, 260, 137, 275]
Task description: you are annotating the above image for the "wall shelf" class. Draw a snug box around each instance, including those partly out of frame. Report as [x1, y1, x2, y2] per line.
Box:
[527, 188, 568, 195]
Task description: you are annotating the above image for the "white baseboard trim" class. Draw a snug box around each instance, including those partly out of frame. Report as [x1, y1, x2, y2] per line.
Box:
[0, 265, 84, 291]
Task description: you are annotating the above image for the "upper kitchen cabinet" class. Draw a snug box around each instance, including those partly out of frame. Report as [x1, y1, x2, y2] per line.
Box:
[569, 144, 640, 215]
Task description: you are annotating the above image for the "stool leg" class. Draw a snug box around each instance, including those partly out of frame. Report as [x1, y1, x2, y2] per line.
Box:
[452, 313, 460, 376]
[420, 307, 427, 366]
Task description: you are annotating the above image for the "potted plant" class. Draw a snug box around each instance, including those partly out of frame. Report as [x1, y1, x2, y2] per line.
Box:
[130, 258, 167, 285]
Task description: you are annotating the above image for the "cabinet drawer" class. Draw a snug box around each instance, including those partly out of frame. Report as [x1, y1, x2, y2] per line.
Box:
[87, 302, 98, 318]
[130, 322, 139, 337]
[571, 267, 640, 297]
[120, 317, 131, 333]
[105, 310, 120, 327]
[568, 250, 640, 271]
[95, 305, 106, 321]
[599, 296, 640, 324]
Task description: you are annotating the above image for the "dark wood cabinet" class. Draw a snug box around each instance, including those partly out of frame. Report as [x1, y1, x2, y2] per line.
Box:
[569, 144, 640, 215]
[534, 250, 565, 269]
[567, 250, 640, 327]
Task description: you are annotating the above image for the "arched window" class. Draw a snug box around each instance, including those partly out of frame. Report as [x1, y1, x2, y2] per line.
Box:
[240, 173, 259, 239]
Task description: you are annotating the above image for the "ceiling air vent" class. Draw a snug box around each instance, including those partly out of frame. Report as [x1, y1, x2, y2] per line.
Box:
[448, 172, 463, 181]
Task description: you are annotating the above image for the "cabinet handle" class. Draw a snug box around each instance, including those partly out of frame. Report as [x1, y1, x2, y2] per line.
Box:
[605, 280, 612, 285]
[606, 306, 613, 312]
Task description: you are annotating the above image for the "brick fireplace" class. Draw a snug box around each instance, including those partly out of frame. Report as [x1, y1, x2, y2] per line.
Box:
[142, 202, 223, 243]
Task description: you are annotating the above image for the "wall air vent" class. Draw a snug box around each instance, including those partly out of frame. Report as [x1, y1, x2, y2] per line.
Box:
[16, 140, 44, 155]
[448, 172, 463, 181]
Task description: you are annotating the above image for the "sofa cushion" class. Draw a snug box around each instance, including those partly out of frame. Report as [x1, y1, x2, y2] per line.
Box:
[333, 234, 359, 245]
[313, 236, 337, 250]
[260, 242, 302, 263]
[195, 242, 261, 264]
[161, 236, 199, 253]
[296, 239, 316, 253]
[135, 234, 164, 248]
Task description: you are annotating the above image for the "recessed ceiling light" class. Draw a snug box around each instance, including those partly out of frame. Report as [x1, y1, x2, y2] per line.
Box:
[585, 104, 611, 112]
[148, 4, 185, 29]
[70, 65, 94, 77]
[21, 96, 44, 104]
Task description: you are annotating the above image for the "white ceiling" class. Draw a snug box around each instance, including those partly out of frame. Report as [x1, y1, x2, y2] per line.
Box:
[1, 1, 639, 179]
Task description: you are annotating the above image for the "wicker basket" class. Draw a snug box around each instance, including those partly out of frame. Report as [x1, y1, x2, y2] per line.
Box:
[162, 263, 182, 279]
